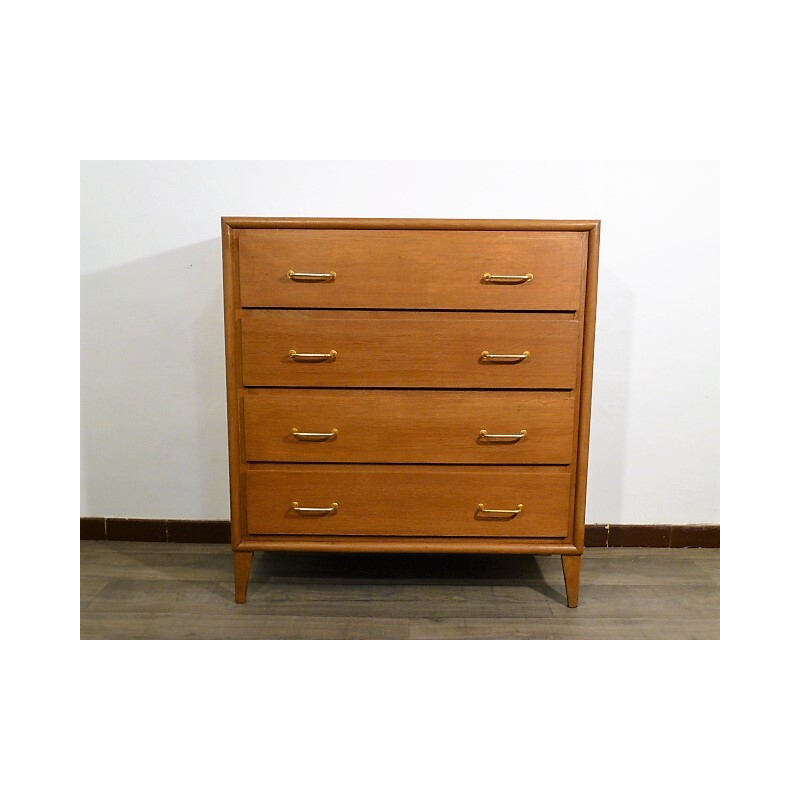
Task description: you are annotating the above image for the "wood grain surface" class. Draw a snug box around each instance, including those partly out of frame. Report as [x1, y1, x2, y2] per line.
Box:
[243, 389, 575, 464]
[244, 464, 572, 538]
[238, 228, 586, 310]
[81, 542, 720, 639]
[240, 310, 580, 389]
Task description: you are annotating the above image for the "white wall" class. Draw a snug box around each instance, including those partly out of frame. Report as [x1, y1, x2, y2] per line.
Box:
[81, 161, 719, 523]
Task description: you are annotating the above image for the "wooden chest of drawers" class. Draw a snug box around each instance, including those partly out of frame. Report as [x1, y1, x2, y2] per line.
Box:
[222, 218, 600, 607]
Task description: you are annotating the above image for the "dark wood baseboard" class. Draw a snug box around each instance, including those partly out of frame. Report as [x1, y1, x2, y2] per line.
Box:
[584, 523, 719, 548]
[81, 518, 720, 548]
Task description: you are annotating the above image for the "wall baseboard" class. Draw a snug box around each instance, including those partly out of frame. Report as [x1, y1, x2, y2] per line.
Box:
[80, 518, 720, 548]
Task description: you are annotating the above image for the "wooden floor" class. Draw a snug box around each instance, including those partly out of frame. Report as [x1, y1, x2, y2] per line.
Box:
[80, 541, 719, 640]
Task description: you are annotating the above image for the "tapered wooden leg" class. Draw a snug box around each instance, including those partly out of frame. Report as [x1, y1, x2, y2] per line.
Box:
[234, 552, 254, 604]
[561, 555, 581, 608]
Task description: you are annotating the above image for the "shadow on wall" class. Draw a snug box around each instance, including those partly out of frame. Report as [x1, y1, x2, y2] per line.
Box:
[81, 238, 230, 519]
[586, 267, 635, 523]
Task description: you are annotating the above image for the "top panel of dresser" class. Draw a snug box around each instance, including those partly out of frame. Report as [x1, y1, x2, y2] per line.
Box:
[236, 229, 588, 311]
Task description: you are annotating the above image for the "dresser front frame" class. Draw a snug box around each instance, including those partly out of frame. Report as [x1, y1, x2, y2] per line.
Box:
[221, 217, 600, 558]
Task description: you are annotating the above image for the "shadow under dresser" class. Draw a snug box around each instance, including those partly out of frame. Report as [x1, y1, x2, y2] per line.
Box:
[221, 217, 600, 606]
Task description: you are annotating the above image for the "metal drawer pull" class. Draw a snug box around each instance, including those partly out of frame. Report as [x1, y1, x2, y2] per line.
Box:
[291, 501, 339, 514]
[291, 427, 338, 440]
[483, 273, 533, 283]
[480, 350, 530, 362]
[289, 349, 337, 361]
[287, 270, 337, 281]
[479, 429, 528, 442]
[477, 503, 523, 517]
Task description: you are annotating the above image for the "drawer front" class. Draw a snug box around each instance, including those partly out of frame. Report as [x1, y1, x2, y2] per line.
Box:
[238, 229, 585, 311]
[243, 390, 575, 464]
[240, 311, 580, 389]
[245, 465, 572, 538]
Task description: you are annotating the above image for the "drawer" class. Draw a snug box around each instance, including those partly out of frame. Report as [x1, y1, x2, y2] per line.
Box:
[244, 465, 572, 538]
[238, 229, 585, 311]
[243, 389, 575, 464]
[240, 310, 580, 389]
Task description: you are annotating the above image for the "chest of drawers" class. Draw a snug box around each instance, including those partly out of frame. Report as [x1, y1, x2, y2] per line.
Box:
[222, 218, 600, 607]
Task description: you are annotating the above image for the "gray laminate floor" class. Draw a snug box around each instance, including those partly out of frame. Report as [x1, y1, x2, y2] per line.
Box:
[80, 542, 720, 639]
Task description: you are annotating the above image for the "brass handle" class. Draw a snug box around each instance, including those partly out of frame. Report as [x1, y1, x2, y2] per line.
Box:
[289, 349, 337, 361]
[483, 273, 533, 283]
[480, 350, 530, 363]
[291, 501, 339, 515]
[479, 429, 528, 442]
[477, 503, 523, 517]
[291, 427, 338, 440]
[287, 270, 336, 281]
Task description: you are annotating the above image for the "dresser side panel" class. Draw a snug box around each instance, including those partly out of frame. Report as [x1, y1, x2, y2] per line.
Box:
[571, 222, 600, 551]
[222, 221, 247, 548]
